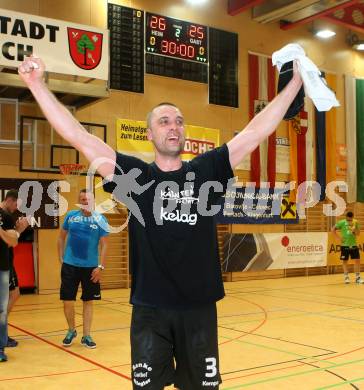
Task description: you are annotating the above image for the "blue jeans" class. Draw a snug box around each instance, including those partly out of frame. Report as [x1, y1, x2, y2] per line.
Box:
[0, 270, 9, 348]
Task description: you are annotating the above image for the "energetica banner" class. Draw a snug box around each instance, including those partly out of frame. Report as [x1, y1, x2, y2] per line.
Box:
[116, 119, 220, 162]
[222, 232, 327, 272]
[0, 8, 109, 79]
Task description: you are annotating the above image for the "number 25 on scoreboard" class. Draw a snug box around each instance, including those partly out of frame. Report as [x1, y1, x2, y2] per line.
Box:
[189, 25, 204, 39]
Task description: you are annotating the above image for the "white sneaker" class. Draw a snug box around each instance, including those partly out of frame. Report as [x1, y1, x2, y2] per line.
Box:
[344, 276, 350, 284]
[355, 277, 364, 284]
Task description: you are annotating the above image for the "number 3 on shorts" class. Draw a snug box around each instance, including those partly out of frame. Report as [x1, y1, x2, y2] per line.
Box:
[205, 357, 217, 377]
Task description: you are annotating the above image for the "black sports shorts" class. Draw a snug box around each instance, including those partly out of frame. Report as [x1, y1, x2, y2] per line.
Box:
[130, 303, 221, 390]
[60, 263, 101, 301]
[340, 246, 360, 261]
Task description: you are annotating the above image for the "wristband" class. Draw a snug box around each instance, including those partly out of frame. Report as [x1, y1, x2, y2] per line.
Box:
[98, 264, 105, 270]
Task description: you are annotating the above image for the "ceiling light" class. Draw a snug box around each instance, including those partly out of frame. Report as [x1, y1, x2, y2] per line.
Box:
[186, 0, 208, 4]
[353, 43, 364, 51]
[346, 32, 364, 51]
[315, 29, 336, 39]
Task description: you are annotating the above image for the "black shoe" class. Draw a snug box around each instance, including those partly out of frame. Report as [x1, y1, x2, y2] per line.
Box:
[62, 329, 77, 346]
[7, 337, 18, 347]
[81, 335, 96, 349]
[0, 348, 7, 362]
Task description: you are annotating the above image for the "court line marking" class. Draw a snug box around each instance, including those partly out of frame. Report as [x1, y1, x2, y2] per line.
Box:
[8, 280, 360, 386]
[10, 300, 132, 314]
[218, 332, 337, 377]
[223, 282, 341, 296]
[9, 324, 131, 342]
[220, 336, 364, 386]
[224, 278, 355, 294]
[220, 290, 364, 388]
[219, 296, 267, 346]
[243, 289, 364, 310]
[221, 356, 364, 389]
[0, 368, 102, 382]
[7, 323, 131, 382]
[220, 305, 364, 328]
[303, 361, 359, 390]
[220, 337, 357, 389]
[0, 362, 134, 382]
[219, 333, 335, 364]
[221, 353, 334, 376]
[219, 324, 335, 354]
[316, 376, 364, 390]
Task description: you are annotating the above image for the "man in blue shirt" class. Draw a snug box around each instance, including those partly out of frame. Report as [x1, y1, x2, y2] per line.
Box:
[58, 189, 109, 348]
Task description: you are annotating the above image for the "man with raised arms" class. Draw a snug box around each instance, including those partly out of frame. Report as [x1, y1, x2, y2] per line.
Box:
[19, 56, 302, 389]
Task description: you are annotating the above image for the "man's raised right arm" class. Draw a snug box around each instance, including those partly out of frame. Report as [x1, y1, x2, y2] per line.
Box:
[18, 56, 115, 178]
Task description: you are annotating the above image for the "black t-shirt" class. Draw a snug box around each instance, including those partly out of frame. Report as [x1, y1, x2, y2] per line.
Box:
[104, 144, 234, 308]
[0, 207, 15, 271]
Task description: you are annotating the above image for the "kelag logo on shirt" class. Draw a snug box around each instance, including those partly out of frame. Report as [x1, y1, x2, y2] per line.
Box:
[160, 208, 197, 226]
[159, 186, 198, 226]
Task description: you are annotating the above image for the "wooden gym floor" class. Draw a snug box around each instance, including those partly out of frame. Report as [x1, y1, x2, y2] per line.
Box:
[1, 274, 364, 389]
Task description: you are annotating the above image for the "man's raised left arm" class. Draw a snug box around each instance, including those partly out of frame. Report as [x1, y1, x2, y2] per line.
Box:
[227, 62, 302, 169]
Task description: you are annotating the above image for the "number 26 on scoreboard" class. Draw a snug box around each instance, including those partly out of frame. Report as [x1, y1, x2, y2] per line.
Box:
[150, 15, 166, 30]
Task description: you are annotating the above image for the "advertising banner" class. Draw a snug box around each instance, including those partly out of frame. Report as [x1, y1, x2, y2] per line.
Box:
[216, 187, 298, 224]
[0, 8, 109, 79]
[222, 232, 327, 272]
[327, 231, 364, 265]
[116, 119, 220, 162]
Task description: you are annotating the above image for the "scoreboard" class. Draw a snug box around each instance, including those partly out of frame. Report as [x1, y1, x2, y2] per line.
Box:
[108, 4, 238, 108]
[145, 13, 208, 63]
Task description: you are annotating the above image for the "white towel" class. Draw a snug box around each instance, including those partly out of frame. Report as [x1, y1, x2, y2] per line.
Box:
[272, 43, 340, 111]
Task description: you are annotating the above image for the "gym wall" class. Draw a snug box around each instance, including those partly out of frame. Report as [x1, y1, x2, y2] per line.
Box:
[0, 0, 362, 291]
